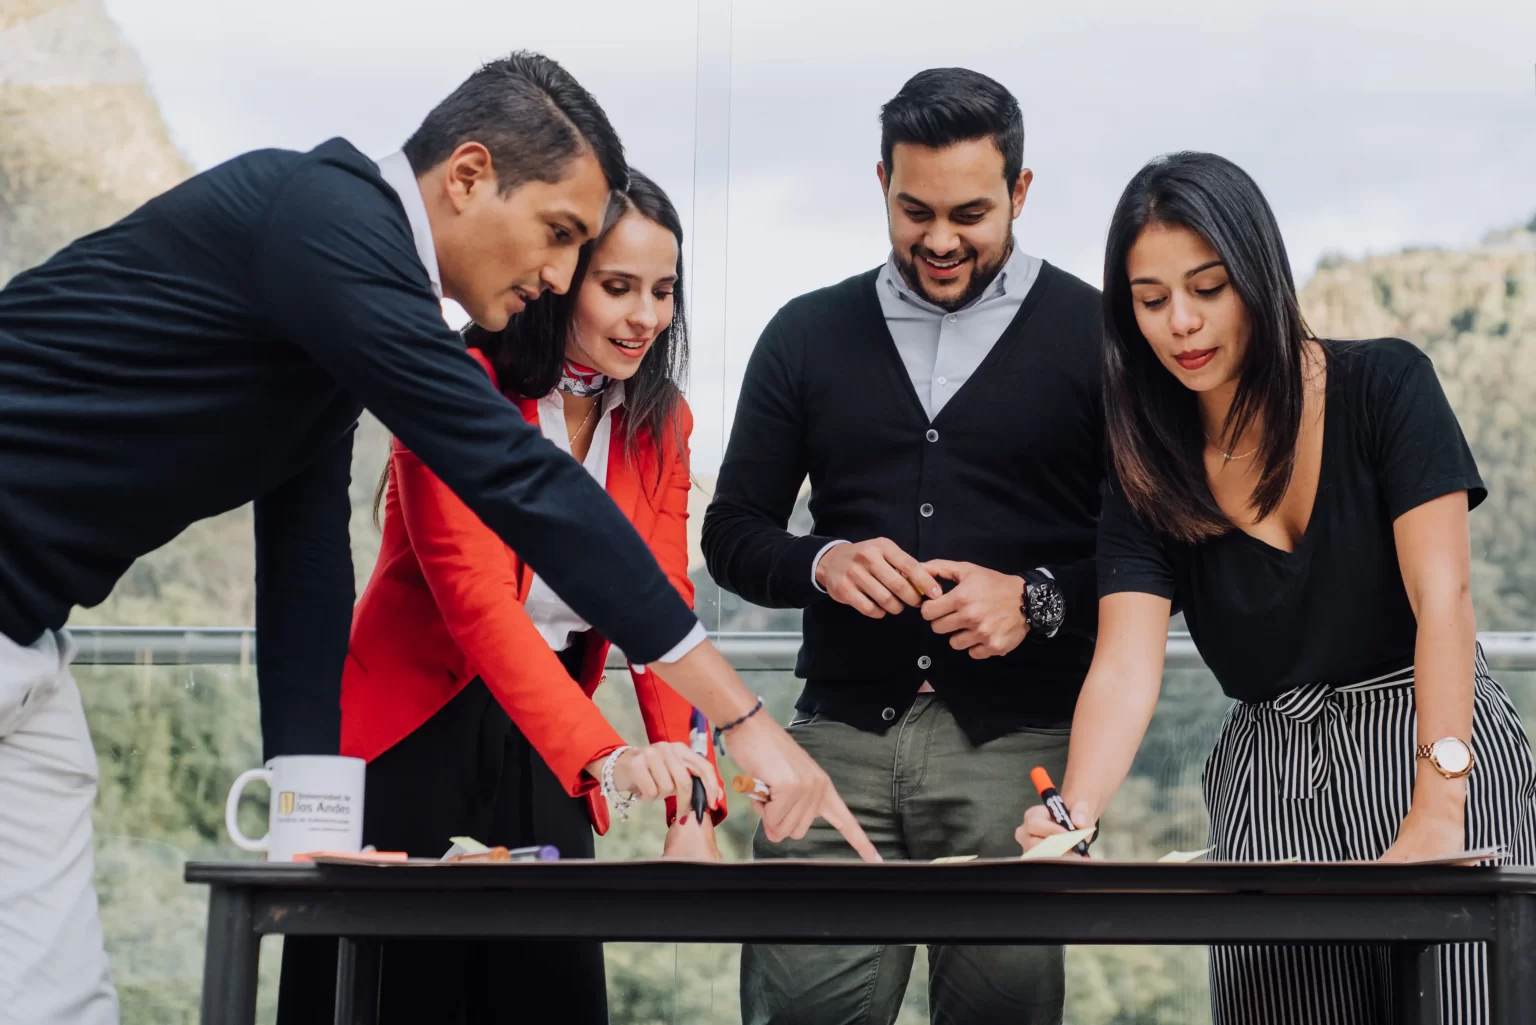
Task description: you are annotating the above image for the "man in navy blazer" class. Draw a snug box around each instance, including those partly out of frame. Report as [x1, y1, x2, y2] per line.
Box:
[0, 51, 873, 1025]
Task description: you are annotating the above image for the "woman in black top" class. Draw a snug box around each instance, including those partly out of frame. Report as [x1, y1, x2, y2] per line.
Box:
[1019, 151, 1536, 1025]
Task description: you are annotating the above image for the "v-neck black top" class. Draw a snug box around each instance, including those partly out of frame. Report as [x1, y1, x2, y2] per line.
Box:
[704, 262, 1105, 742]
[1098, 338, 1485, 703]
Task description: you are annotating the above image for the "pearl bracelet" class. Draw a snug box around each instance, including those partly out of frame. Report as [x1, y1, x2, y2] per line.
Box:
[600, 745, 636, 823]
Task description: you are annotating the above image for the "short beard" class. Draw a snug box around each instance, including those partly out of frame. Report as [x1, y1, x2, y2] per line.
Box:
[894, 237, 1013, 312]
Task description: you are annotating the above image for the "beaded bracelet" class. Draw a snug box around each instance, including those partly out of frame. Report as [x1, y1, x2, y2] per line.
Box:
[712, 696, 764, 755]
[600, 745, 635, 823]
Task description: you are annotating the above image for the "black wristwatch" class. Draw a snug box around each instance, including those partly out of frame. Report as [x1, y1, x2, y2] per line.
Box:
[1021, 568, 1065, 638]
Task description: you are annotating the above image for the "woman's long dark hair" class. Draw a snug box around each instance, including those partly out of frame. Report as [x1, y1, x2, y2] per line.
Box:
[373, 169, 690, 527]
[1102, 151, 1314, 543]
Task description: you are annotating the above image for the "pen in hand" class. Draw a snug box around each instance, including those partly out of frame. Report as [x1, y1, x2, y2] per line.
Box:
[732, 775, 771, 803]
[1031, 767, 1092, 858]
[689, 708, 710, 824]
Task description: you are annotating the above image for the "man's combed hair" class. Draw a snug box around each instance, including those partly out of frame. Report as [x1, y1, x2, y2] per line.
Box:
[403, 50, 627, 195]
[880, 68, 1025, 189]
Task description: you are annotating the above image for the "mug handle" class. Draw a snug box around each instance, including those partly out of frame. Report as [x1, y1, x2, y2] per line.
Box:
[225, 768, 273, 852]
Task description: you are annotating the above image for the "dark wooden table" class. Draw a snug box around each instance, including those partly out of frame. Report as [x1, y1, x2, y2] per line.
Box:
[185, 859, 1536, 1025]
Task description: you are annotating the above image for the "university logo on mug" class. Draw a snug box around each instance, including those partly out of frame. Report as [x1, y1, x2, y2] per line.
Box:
[224, 755, 365, 862]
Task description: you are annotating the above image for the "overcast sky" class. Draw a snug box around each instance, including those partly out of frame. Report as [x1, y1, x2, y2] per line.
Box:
[103, 0, 1536, 469]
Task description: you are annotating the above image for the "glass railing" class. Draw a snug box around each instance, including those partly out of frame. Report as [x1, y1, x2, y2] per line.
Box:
[74, 632, 1536, 1025]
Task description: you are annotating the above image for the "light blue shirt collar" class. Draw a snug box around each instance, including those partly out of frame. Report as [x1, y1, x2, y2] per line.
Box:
[879, 237, 1030, 315]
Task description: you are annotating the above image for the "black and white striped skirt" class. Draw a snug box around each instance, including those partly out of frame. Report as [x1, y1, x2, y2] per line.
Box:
[1203, 645, 1536, 1025]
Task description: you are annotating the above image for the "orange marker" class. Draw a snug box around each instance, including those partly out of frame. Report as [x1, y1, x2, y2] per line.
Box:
[1031, 767, 1091, 858]
[732, 775, 771, 802]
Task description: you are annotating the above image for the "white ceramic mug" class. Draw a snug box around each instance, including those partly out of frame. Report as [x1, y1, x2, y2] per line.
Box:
[224, 755, 366, 862]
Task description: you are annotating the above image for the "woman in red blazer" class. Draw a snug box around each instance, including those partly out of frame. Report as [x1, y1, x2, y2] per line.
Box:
[342, 171, 722, 1024]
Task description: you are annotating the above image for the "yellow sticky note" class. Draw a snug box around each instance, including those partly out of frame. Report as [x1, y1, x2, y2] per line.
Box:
[930, 855, 978, 864]
[1019, 828, 1096, 860]
[1158, 846, 1214, 863]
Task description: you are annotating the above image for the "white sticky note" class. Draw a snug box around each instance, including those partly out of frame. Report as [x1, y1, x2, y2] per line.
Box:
[442, 835, 490, 861]
[1158, 846, 1215, 863]
[1019, 828, 1096, 861]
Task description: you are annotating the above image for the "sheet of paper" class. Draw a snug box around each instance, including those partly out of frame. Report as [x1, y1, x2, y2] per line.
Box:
[930, 855, 978, 864]
[308, 853, 437, 866]
[1157, 846, 1214, 863]
[442, 835, 490, 860]
[1018, 828, 1096, 861]
[1397, 845, 1505, 867]
[293, 850, 407, 864]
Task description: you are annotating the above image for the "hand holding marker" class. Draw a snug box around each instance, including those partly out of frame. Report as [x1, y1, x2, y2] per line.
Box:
[1031, 767, 1092, 858]
[626, 666, 717, 822]
[732, 775, 772, 802]
[689, 708, 710, 824]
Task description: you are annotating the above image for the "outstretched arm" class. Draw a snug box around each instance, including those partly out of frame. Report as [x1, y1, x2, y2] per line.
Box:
[259, 158, 698, 665]
[1016, 591, 1170, 852]
[253, 428, 355, 760]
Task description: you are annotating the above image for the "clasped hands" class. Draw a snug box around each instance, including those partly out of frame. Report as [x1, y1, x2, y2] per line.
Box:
[815, 537, 1028, 659]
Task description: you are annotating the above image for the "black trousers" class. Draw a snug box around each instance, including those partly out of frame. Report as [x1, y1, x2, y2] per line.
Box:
[276, 645, 608, 1025]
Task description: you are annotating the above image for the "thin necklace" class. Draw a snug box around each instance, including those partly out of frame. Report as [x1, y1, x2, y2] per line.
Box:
[568, 400, 600, 448]
[1207, 435, 1258, 463]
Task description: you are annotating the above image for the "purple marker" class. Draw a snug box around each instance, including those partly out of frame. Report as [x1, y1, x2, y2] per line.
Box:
[689, 708, 710, 823]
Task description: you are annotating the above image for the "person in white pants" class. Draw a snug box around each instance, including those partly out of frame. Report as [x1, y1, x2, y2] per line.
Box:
[0, 629, 118, 1025]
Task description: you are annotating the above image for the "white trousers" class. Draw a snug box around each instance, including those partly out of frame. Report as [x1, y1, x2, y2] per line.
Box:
[0, 629, 118, 1025]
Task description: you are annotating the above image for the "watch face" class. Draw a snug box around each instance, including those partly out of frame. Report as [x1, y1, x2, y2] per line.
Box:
[1030, 583, 1065, 629]
[1432, 738, 1472, 774]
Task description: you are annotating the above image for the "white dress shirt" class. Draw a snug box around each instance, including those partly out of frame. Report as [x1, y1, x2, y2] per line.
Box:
[523, 383, 706, 662]
[374, 151, 442, 299]
[523, 384, 623, 650]
[811, 240, 1043, 587]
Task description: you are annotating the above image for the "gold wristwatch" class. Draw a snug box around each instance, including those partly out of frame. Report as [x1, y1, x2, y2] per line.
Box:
[1416, 737, 1475, 779]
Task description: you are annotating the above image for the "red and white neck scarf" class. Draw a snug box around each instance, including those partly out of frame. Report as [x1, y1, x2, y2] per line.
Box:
[559, 360, 609, 397]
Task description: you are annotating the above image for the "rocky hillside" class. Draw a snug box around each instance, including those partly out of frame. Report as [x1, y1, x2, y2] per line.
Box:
[0, 0, 193, 285]
[1300, 217, 1536, 630]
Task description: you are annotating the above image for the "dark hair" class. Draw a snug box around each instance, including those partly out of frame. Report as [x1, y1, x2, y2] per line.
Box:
[372, 170, 689, 528]
[403, 50, 627, 196]
[879, 67, 1024, 190]
[1102, 151, 1315, 543]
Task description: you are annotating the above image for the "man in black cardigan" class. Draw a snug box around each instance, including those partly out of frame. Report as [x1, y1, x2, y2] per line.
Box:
[0, 51, 872, 1025]
[706, 69, 1104, 1023]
